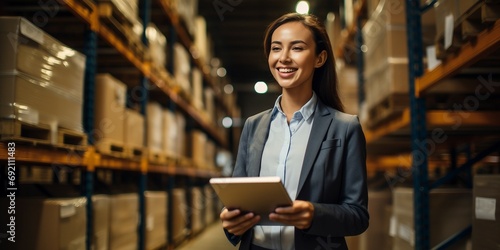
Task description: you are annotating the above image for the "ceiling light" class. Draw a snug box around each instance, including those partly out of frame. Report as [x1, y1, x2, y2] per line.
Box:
[217, 67, 227, 77]
[296, 1, 309, 14]
[222, 117, 233, 128]
[254, 81, 268, 94]
[224, 84, 234, 94]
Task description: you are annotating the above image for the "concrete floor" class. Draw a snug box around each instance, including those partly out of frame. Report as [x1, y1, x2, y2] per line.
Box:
[176, 222, 239, 250]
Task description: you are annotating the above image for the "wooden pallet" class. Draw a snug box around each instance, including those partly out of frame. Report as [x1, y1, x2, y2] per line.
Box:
[436, 1, 500, 59]
[57, 128, 88, 147]
[0, 119, 52, 145]
[124, 145, 145, 159]
[148, 149, 167, 164]
[95, 139, 126, 158]
[97, 2, 145, 58]
[367, 94, 409, 128]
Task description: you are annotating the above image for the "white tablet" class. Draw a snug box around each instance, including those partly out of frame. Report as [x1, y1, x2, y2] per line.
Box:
[210, 176, 293, 225]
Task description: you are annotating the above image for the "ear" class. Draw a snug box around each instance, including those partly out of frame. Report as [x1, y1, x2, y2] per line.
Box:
[314, 50, 327, 68]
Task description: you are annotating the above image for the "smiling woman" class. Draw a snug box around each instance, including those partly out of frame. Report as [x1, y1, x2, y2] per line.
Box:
[219, 13, 369, 250]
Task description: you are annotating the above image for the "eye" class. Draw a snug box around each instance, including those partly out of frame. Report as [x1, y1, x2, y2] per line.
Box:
[271, 47, 281, 51]
[292, 46, 304, 51]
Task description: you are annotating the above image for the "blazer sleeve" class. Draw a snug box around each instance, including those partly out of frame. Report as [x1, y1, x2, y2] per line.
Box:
[305, 115, 369, 237]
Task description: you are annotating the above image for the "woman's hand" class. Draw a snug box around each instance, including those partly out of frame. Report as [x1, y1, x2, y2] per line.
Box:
[220, 208, 261, 236]
[269, 200, 314, 229]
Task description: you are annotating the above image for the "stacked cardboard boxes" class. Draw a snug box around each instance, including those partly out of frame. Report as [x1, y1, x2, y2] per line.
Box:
[392, 187, 472, 250]
[0, 17, 85, 134]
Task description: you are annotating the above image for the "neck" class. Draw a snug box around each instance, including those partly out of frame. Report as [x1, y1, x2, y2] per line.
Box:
[280, 89, 313, 121]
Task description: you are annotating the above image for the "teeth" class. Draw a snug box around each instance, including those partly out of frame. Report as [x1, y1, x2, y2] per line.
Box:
[279, 68, 295, 73]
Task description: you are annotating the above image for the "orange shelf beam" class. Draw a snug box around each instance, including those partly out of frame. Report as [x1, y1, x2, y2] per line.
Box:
[365, 109, 500, 144]
[416, 20, 500, 97]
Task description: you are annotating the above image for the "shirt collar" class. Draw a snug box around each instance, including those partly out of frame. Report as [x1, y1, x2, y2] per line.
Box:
[271, 92, 318, 121]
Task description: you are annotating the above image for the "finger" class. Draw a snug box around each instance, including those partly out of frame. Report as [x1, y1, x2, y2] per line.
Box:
[226, 214, 261, 235]
[220, 209, 242, 220]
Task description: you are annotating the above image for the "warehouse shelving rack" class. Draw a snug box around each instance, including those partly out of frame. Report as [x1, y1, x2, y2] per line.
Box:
[338, 0, 500, 249]
[1, 0, 233, 249]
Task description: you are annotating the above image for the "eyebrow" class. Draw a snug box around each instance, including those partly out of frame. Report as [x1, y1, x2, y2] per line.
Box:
[271, 40, 308, 45]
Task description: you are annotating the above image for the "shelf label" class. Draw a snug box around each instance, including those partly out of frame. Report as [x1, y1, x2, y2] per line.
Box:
[444, 14, 454, 50]
[475, 197, 496, 221]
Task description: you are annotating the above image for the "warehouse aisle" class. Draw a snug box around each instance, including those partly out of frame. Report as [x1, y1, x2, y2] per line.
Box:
[176, 222, 239, 250]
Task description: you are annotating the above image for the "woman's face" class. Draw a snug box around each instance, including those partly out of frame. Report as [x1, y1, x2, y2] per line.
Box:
[268, 21, 325, 91]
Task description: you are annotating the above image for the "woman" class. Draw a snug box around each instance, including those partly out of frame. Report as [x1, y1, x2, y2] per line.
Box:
[220, 13, 369, 250]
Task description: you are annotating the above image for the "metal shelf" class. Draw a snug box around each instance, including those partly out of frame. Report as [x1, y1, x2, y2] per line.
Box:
[55, 0, 230, 148]
[416, 20, 500, 97]
[0, 142, 86, 167]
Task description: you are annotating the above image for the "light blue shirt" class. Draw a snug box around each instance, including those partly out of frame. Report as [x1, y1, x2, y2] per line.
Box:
[253, 92, 317, 250]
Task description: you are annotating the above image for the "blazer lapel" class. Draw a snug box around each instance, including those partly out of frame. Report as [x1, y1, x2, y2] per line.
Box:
[296, 102, 333, 197]
[247, 110, 272, 177]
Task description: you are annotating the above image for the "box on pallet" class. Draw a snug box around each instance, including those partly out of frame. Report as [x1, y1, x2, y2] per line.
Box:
[176, 112, 187, 158]
[434, 0, 481, 38]
[0, 197, 87, 250]
[189, 130, 207, 168]
[145, 23, 167, 70]
[94, 73, 127, 150]
[192, 68, 204, 110]
[173, 43, 192, 94]
[146, 102, 163, 155]
[0, 16, 85, 132]
[191, 187, 206, 234]
[472, 175, 500, 250]
[392, 187, 472, 250]
[109, 193, 139, 250]
[172, 188, 188, 245]
[145, 191, 168, 250]
[0, 73, 84, 132]
[92, 195, 110, 250]
[124, 108, 144, 149]
[204, 185, 217, 224]
[162, 108, 178, 157]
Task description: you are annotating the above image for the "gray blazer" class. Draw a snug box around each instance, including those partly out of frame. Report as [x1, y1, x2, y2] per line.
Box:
[226, 100, 369, 250]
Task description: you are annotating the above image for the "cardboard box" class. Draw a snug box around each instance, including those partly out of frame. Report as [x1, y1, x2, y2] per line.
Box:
[94, 73, 126, 144]
[145, 191, 168, 250]
[0, 17, 86, 98]
[392, 188, 472, 250]
[192, 68, 204, 110]
[1, 197, 87, 250]
[173, 43, 191, 94]
[191, 187, 205, 234]
[92, 195, 110, 250]
[189, 130, 207, 168]
[124, 108, 144, 148]
[146, 102, 163, 154]
[204, 185, 216, 225]
[146, 23, 167, 70]
[172, 188, 188, 244]
[162, 109, 178, 157]
[0, 72, 84, 131]
[109, 193, 138, 250]
[358, 190, 393, 250]
[472, 175, 500, 250]
[176, 113, 186, 157]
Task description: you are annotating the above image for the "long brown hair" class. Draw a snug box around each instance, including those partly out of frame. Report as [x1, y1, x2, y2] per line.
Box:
[264, 13, 343, 112]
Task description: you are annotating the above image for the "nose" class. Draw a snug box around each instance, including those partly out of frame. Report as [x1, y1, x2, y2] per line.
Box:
[278, 50, 291, 63]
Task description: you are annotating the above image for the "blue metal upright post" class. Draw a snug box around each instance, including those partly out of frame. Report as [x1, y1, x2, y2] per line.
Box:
[82, 30, 97, 144]
[405, 1, 429, 249]
[138, 0, 151, 249]
[82, 28, 98, 250]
